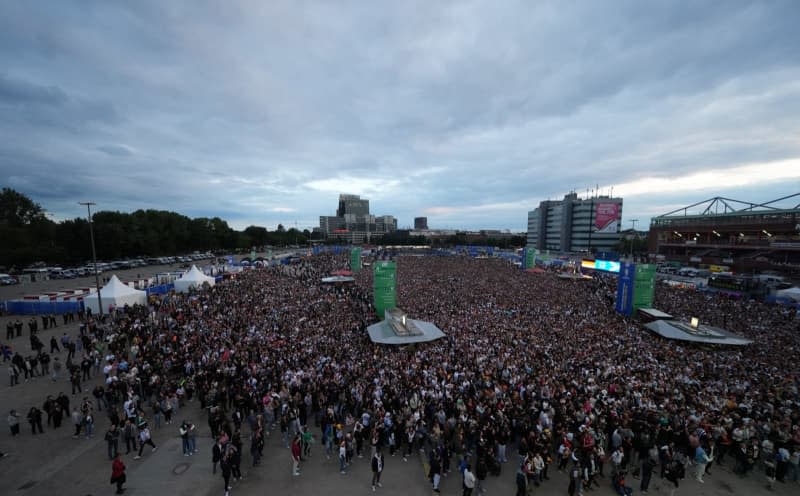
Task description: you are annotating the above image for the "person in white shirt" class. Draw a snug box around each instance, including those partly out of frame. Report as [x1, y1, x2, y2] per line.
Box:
[463, 464, 476, 496]
[611, 447, 624, 476]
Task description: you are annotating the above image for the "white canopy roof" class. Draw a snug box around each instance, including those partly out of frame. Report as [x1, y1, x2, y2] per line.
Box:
[84, 275, 147, 313]
[776, 286, 800, 302]
[174, 265, 216, 292]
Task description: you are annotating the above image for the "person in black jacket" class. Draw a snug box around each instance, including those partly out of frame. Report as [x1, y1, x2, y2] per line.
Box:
[212, 438, 223, 474]
[220, 451, 232, 496]
[27, 407, 43, 434]
[371, 449, 385, 491]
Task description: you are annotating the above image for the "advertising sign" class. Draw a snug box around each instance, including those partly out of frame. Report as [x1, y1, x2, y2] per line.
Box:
[595, 260, 620, 273]
[350, 247, 362, 273]
[632, 264, 656, 311]
[594, 202, 620, 233]
[373, 261, 397, 319]
[615, 262, 635, 315]
[523, 248, 537, 269]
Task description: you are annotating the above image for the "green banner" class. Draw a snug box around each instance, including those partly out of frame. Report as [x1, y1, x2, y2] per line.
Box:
[632, 264, 656, 311]
[524, 248, 538, 269]
[373, 260, 397, 319]
[351, 247, 362, 273]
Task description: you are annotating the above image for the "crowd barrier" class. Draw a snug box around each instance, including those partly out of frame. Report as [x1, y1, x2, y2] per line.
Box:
[2, 300, 84, 315]
[145, 283, 174, 296]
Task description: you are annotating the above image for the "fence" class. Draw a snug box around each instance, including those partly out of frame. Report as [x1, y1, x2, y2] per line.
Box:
[3, 300, 85, 315]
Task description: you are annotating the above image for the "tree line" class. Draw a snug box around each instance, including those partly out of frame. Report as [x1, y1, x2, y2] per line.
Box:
[0, 188, 309, 270]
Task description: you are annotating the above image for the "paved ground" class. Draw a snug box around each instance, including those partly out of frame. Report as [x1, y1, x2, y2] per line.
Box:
[0, 263, 187, 302]
[2, 271, 799, 495]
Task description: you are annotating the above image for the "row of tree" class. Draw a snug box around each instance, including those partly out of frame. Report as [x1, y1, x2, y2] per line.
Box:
[0, 188, 310, 270]
[0, 187, 533, 271]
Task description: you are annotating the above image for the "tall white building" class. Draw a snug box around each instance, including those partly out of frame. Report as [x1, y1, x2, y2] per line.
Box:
[527, 193, 623, 253]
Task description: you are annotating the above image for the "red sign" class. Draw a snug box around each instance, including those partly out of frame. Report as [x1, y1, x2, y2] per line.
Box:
[594, 202, 620, 233]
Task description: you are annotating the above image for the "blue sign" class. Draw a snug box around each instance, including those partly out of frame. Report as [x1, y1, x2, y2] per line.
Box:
[615, 262, 635, 315]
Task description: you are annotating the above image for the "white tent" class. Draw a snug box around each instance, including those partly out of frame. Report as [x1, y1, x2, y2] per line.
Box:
[84, 275, 148, 314]
[776, 286, 800, 302]
[174, 265, 216, 293]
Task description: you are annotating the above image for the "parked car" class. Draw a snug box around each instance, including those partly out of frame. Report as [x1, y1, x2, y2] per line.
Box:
[0, 273, 18, 285]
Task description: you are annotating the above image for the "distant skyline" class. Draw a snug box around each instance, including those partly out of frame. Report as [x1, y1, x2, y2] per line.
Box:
[2, 1, 799, 232]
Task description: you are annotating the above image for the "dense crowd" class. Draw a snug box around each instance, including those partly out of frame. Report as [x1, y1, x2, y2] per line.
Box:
[2, 253, 799, 495]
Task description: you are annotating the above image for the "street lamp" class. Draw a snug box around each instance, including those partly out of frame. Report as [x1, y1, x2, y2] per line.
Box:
[629, 219, 639, 259]
[79, 202, 103, 316]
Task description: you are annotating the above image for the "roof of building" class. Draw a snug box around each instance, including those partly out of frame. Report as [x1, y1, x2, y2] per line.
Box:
[643, 319, 752, 346]
[366, 317, 446, 345]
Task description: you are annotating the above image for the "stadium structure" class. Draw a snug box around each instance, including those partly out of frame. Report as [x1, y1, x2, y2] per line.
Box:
[647, 193, 800, 273]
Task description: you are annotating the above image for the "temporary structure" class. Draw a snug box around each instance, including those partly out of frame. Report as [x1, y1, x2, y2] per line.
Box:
[775, 286, 800, 302]
[84, 275, 148, 314]
[174, 265, 216, 293]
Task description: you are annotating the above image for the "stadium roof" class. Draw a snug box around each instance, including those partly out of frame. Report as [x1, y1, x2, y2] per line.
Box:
[653, 193, 800, 220]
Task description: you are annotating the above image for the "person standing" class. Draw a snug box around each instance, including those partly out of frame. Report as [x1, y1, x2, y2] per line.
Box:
[212, 438, 224, 474]
[640, 454, 656, 493]
[123, 419, 137, 454]
[110, 452, 126, 494]
[105, 424, 120, 460]
[8, 410, 20, 436]
[694, 444, 712, 483]
[291, 433, 302, 476]
[220, 451, 232, 496]
[27, 407, 43, 435]
[339, 439, 347, 474]
[463, 464, 476, 496]
[180, 421, 191, 456]
[430, 453, 443, 493]
[371, 449, 385, 491]
[135, 425, 157, 459]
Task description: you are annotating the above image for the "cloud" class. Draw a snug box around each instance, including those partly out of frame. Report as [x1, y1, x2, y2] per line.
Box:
[96, 144, 135, 156]
[0, 73, 68, 105]
[0, 1, 798, 232]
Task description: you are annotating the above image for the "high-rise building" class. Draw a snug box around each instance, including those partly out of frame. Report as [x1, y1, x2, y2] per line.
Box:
[414, 217, 428, 230]
[337, 194, 369, 217]
[527, 193, 623, 253]
[319, 194, 397, 243]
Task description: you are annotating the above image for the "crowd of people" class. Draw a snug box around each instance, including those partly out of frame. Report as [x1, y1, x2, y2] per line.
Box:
[1, 253, 799, 496]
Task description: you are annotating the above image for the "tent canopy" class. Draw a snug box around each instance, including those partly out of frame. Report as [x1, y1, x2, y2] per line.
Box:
[84, 275, 147, 313]
[174, 265, 216, 293]
[775, 286, 800, 302]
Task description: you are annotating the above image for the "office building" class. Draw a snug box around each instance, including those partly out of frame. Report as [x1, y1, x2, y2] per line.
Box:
[527, 192, 623, 253]
[414, 217, 428, 230]
[319, 194, 397, 243]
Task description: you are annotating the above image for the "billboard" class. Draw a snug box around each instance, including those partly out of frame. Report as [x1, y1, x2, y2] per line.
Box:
[595, 260, 620, 273]
[615, 262, 635, 315]
[523, 248, 537, 269]
[582, 259, 620, 273]
[350, 247, 362, 273]
[594, 202, 620, 233]
[632, 264, 656, 311]
[373, 261, 397, 319]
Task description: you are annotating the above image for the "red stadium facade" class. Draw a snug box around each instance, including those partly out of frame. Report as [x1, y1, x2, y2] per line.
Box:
[648, 193, 800, 274]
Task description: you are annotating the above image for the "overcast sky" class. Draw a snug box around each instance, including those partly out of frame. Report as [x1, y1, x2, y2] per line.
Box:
[2, 1, 799, 232]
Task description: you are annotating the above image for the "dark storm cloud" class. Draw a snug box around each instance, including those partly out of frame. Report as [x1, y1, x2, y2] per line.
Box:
[0, 0, 798, 231]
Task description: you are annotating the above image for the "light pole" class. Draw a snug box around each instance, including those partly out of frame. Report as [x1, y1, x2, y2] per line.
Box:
[629, 219, 639, 259]
[79, 202, 103, 316]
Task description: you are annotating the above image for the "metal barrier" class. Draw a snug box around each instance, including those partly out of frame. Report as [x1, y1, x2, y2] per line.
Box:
[2, 300, 84, 315]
